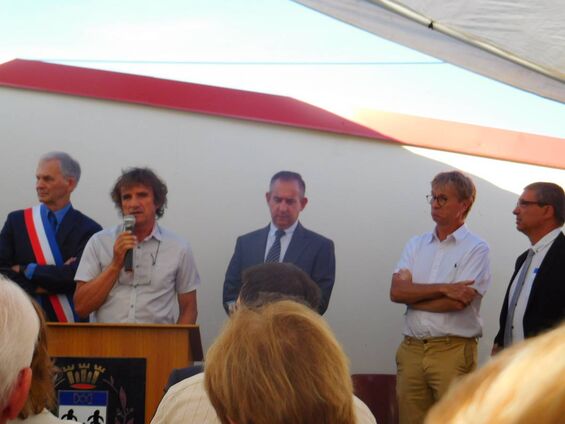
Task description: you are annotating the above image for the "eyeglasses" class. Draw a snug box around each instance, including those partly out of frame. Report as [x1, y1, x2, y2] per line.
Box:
[516, 199, 547, 208]
[426, 194, 448, 207]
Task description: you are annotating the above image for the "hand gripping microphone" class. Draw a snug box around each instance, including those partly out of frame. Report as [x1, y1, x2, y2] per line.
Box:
[123, 215, 136, 272]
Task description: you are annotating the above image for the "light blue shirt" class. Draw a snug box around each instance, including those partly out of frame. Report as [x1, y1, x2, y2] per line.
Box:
[75, 224, 201, 324]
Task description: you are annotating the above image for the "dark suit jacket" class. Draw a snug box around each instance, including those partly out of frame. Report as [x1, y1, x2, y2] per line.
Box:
[494, 232, 565, 346]
[223, 222, 335, 314]
[0, 206, 101, 297]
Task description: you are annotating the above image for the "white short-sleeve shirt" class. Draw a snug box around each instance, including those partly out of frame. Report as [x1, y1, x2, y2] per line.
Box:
[76, 224, 200, 323]
[395, 224, 491, 338]
[151, 373, 376, 424]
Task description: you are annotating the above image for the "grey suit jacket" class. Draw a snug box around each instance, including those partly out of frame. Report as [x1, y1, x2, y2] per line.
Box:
[222, 222, 335, 314]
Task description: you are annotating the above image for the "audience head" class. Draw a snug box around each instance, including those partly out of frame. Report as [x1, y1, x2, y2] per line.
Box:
[0, 276, 40, 423]
[205, 300, 354, 424]
[238, 262, 321, 311]
[17, 301, 57, 419]
[110, 167, 168, 218]
[425, 323, 565, 424]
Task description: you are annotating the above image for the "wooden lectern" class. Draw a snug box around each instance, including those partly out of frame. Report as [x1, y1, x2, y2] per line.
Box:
[47, 323, 203, 424]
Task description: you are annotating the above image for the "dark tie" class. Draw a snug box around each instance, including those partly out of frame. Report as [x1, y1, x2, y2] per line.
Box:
[47, 211, 58, 233]
[265, 229, 285, 263]
[504, 248, 535, 347]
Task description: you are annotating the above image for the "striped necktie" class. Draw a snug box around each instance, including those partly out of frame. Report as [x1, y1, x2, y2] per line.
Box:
[265, 229, 285, 263]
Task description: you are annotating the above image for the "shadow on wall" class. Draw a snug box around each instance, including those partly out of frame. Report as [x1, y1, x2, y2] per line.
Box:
[0, 85, 550, 375]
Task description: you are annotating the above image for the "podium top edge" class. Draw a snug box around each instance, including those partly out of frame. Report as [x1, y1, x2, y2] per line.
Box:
[46, 322, 200, 330]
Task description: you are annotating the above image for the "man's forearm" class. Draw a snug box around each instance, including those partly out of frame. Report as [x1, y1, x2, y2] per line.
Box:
[74, 264, 121, 317]
[390, 274, 447, 304]
[390, 274, 476, 305]
[177, 291, 197, 324]
[29, 263, 77, 293]
[177, 307, 197, 325]
[410, 297, 466, 312]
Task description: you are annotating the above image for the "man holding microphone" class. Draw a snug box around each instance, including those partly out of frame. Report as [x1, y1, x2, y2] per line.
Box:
[74, 167, 200, 324]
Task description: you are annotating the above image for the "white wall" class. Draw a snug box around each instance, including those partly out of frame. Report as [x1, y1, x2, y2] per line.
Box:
[1, 86, 563, 373]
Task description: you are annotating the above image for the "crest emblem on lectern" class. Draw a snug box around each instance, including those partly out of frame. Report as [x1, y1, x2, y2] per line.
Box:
[54, 358, 146, 424]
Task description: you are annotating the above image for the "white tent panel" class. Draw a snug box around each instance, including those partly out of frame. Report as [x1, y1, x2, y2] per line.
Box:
[293, 0, 565, 103]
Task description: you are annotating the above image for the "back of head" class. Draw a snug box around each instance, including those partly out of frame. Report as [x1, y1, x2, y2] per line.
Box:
[524, 182, 565, 226]
[18, 302, 56, 419]
[0, 276, 40, 410]
[205, 301, 354, 424]
[239, 262, 321, 310]
[425, 323, 565, 424]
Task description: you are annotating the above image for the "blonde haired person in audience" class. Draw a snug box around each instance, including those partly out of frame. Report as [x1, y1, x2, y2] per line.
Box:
[425, 323, 565, 424]
[9, 302, 67, 424]
[151, 264, 375, 424]
[205, 300, 357, 424]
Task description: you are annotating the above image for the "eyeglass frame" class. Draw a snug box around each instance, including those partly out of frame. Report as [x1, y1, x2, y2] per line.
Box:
[426, 194, 449, 207]
[516, 199, 547, 208]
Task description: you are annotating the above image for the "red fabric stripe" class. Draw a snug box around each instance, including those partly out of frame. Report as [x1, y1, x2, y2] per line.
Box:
[24, 208, 47, 265]
[49, 295, 68, 323]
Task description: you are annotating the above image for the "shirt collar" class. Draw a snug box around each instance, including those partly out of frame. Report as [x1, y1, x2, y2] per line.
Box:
[145, 222, 162, 242]
[269, 220, 299, 237]
[41, 202, 72, 223]
[429, 223, 469, 244]
[121, 221, 162, 242]
[532, 227, 562, 253]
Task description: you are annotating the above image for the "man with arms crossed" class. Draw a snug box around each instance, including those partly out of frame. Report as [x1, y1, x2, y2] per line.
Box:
[223, 171, 335, 314]
[0, 151, 101, 322]
[492, 182, 564, 354]
[74, 167, 200, 324]
[0, 276, 40, 424]
[390, 171, 491, 424]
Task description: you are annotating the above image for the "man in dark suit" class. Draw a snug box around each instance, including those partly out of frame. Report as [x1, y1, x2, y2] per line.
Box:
[0, 151, 101, 322]
[492, 182, 565, 354]
[223, 171, 335, 314]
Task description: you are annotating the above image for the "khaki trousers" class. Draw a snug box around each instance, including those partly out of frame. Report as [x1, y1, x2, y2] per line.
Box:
[396, 336, 477, 424]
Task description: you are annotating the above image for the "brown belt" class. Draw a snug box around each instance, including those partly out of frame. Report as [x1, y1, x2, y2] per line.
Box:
[404, 335, 477, 344]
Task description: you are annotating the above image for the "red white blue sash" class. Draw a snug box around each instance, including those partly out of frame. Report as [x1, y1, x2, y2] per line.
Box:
[24, 205, 76, 322]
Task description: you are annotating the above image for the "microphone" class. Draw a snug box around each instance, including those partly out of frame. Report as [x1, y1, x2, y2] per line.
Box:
[123, 215, 136, 272]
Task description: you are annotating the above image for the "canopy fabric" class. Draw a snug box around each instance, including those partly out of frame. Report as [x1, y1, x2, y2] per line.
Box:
[293, 0, 565, 103]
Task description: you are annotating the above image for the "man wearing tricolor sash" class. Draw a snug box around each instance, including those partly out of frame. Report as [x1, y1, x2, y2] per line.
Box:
[0, 152, 102, 322]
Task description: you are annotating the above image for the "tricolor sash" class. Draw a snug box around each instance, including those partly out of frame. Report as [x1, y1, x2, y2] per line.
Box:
[24, 205, 76, 322]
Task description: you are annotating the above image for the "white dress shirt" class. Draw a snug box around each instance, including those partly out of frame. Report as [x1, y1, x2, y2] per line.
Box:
[395, 224, 492, 338]
[263, 220, 299, 261]
[151, 372, 377, 424]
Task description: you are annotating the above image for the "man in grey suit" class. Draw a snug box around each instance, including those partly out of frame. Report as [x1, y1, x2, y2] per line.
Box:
[223, 171, 335, 314]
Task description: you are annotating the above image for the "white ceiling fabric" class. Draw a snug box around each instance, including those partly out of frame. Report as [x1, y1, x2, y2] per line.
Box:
[293, 0, 565, 103]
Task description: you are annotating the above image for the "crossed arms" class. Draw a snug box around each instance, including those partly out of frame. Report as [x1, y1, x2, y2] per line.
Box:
[390, 268, 478, 312]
